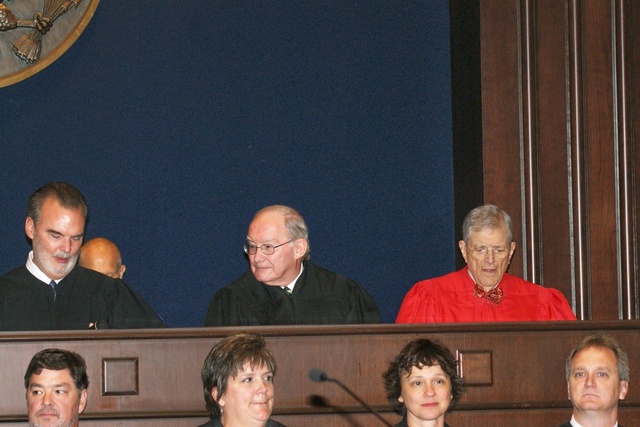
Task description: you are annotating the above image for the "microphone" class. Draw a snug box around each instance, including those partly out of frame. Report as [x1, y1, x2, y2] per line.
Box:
[309, 368, 328, 382]
[309, 368, 392, 427]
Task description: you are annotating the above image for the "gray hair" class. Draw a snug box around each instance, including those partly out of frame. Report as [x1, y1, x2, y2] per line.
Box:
[462, 204, 513, 245]
[255, 205, 311, 260]
[27, 182, 89, 225]
[565, 334, 630, 382]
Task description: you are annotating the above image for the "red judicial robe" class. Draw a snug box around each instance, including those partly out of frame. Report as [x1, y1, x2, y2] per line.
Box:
[396, 267, 576, 323]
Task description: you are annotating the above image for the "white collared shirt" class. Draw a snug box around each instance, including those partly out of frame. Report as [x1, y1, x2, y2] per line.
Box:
[281, 262, 304, 294]
[25, 250, 58, 285]
[570, 415, 618, 427]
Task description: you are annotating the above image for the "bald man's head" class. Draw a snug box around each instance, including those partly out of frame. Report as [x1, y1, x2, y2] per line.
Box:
[78, 237, 126, 279]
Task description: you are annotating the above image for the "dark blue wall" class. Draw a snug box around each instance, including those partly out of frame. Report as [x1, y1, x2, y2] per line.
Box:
[0, 1, 455, 326]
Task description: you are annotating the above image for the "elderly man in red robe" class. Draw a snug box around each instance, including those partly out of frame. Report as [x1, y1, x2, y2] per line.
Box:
[396, 204, 576, 323]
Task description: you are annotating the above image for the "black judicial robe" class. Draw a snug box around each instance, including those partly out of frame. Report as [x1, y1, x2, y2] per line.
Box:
[204, 261, 381, 326]
[0, 265, 165, 331]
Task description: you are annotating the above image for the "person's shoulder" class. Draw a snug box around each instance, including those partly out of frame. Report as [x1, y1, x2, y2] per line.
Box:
[304, 261, 365, 290]
[68, 265, 112, 280]
[196, 419, 220, 427]
[212, 270, 266, 301]
[412, 268, 466, 289]
[267, 419, 288, 427]
[502, 272, 537, 285]
[304, 260, 336, 277]
[223, 270, 261, 290]
[0, 267, 40, 301]
[0, 266, 39, 293]
[63, 266, 145, 301]
[0, 265, 29, 281]
[502, 273, 564, 296]
[306, 260, 364, 283]
[64, 265, 121, 288]
[501, 272, 550, 295]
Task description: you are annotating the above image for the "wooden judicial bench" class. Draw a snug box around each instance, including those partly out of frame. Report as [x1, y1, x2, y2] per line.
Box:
[0, 321, 638, 427]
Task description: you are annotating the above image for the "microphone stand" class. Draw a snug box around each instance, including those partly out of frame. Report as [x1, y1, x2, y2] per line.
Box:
[310, 369, 392, 427]
[325, 377, 393, 427]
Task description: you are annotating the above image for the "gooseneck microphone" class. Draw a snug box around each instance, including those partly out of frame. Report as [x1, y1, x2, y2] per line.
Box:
[309, 368, 393, 427]
[309, 368, 328, 382]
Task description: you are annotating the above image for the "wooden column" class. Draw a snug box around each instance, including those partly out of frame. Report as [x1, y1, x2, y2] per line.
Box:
[451, 0, 640, 320]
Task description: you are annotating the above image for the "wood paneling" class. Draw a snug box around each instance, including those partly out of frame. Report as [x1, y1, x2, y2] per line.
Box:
[1, 323, 639, 426]
[450, 0, 484, 269]
[451, 0, 640, 320]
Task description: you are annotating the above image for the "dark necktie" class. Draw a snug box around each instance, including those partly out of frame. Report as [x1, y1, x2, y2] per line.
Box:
[473, 283, 503, 306]
[284, 287, 292, 296]
[49, 280, 57, 301]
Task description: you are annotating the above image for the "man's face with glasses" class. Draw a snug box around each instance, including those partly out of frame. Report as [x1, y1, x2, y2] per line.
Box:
[245, 211, 306, 287]
[458, 226, 515, 291]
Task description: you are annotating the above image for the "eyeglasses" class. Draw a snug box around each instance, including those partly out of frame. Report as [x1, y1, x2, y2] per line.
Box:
[465, 243, 510, 260]
[244, 240, 293, 255]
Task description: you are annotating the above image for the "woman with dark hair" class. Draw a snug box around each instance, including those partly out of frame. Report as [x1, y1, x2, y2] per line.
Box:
[199, 333, 286, 427]
[383, 338, 465, 427]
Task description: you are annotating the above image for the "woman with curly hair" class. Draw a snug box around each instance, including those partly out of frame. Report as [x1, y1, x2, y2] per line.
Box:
[383, 338, 465, 427]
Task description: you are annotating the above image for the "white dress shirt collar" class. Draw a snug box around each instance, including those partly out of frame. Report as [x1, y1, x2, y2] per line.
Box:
[25, 250, 58, 285]
[570, 414, 618, 427]
[282, 262, 304, 293]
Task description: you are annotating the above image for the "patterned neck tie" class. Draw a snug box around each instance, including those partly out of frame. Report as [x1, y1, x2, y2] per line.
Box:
[284, 287, 292, 296]
[473, 283, 503, 306]
[49, 280, 57, 301]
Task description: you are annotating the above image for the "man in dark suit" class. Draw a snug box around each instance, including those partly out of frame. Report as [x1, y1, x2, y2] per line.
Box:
[559, 334, 629, 427]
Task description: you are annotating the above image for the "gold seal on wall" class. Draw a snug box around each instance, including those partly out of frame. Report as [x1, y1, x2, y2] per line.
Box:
[0, 0, 99, 88]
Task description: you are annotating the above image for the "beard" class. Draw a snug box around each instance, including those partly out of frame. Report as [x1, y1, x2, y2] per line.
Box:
[29, 412, 78, 427]
[32, 238, 78, 279]
[29, 411, 79, 427]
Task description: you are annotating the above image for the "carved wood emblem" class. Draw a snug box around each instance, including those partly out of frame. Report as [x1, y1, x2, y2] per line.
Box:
[0, 0, 99, 88]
